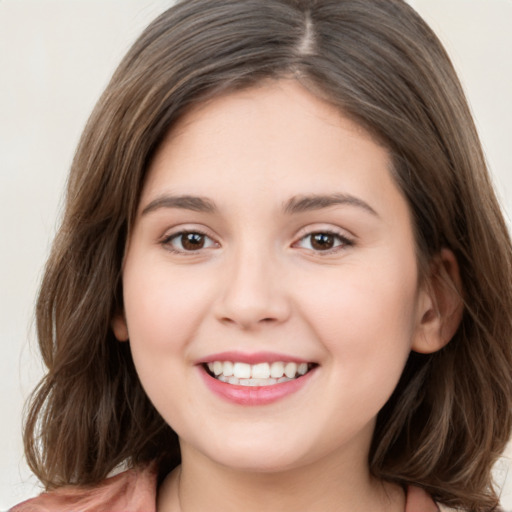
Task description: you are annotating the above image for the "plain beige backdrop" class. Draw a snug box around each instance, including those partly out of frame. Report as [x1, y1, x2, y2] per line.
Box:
[1, 0, 511, 509]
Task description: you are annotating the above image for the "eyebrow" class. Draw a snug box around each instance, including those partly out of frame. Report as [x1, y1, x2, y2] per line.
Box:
[141, 192, 378, 217]
[283, 193, 378, 217]
[142, 195, 217, 215]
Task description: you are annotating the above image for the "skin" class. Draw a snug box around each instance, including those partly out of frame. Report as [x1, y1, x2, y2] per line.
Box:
[113, 80, 458, 511]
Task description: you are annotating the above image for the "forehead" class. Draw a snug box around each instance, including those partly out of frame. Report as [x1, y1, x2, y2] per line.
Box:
[142, 80, 398, 211]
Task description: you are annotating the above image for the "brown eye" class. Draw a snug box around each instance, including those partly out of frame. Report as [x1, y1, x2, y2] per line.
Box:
[181, 233, 206, 250]
[310, 233, 336, 250]
[164, 231, 217, 253]
[295, 231, 353, 253]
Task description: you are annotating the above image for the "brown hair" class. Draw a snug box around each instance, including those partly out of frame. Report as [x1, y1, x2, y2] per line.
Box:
[24, 0, 512, 509]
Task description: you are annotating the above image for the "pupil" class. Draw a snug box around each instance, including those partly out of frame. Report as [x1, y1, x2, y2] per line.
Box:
[182, 233, 204, 250]
[312, 233, 334, 250]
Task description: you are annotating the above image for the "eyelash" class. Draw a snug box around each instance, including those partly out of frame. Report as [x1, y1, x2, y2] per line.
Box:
[160, 229, 217, 254]
[160, 229, 354, 255]
[294, 230, 354, 254]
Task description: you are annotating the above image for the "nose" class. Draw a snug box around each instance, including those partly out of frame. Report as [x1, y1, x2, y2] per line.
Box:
[214, 246, 291, 330]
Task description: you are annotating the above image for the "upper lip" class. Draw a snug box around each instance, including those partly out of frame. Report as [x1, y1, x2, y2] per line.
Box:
[198, 351, 313, 365]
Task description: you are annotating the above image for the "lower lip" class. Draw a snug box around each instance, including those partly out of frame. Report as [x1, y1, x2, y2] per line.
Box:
[199, 366, 316, 406]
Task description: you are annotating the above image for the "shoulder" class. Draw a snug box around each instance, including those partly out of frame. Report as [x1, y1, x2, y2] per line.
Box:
[406, 486, 509, 512]
[406, 486, 487, 512]
[9, 465, 158, 512]
[406, 486, 440, 512]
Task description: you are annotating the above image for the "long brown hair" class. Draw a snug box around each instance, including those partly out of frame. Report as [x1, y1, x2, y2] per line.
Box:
[24, 1, 512, 509]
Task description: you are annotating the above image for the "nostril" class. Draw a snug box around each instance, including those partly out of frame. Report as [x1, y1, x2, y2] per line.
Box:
[218, 315, 279, 329]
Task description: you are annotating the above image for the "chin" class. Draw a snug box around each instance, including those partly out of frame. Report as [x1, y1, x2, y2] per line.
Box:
[215, 450, 307, 474]
[187, 430, 315, 474]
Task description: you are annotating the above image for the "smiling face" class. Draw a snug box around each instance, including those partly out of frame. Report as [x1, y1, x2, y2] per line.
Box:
[113, 80, 437, 475]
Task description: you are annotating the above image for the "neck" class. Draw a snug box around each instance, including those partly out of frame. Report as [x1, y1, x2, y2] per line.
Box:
[157, 442, 404, 512]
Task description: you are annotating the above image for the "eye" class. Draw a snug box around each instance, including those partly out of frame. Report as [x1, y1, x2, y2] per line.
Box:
[295, 231, 353, 252]
[162, 231, 217, 253]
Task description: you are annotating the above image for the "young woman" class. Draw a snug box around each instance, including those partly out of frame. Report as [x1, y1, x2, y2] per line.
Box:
[12, 1, 512, 510]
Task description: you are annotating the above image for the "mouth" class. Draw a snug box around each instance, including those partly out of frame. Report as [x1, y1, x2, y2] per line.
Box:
[203, 361, 317, 387]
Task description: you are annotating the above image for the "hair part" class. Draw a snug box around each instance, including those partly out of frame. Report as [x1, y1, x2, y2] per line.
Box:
[24, 1, 512, 509]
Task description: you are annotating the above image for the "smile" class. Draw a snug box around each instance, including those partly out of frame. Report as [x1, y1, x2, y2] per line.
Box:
[204, 361, 315, 387]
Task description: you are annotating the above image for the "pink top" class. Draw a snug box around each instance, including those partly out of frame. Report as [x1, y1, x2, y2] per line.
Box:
[11, 466, 440, 512]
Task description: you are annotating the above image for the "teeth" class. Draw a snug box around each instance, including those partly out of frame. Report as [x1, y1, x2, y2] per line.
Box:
[233, 362, 251, 379]
[213, 361, 223, 376]
[217, 375, 294, 387]
[251, 363, 270, 379]
[270, 362, 284, 378]
[206, 360, 311, 384]
[284, 362, 297, 378]
[223, 361, 234, 377]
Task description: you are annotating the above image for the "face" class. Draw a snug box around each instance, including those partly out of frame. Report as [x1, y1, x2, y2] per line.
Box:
[114, 80, 434, 475]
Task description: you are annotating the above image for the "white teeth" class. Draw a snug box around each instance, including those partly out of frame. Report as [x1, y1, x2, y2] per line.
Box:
[223, 361, 234, 377]
[284, 362, 298, 378]
[206, 360, 312, 384]
[213, 361, 223, 376]
[217, 375, 293, 387]
[251, 363, 270, 379]
[270, 361, 285, 378]
[233, 362, 251, 379]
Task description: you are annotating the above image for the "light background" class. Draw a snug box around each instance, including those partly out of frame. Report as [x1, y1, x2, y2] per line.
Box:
[1, 0, 511, 509]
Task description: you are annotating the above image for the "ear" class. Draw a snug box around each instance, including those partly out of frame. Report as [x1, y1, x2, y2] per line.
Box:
[112, 312, 129, 342]
[411, 248, 463, 354]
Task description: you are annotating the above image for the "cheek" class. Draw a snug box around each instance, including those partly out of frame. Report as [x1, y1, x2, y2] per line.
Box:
[121, 262, 215, 427]
[298, 256, 419, 378]
[122, 260, 214, 352]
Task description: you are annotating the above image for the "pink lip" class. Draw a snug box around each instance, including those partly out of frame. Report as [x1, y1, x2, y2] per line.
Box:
[198, 365, 317, 406]
[199, 351, 310, 365]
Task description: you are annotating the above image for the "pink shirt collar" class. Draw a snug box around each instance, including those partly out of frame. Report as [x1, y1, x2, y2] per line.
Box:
[11, 466, 440, 512]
